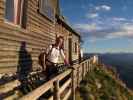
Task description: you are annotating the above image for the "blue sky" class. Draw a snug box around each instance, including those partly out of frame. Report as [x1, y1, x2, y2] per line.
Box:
[60, 0, 133, 53]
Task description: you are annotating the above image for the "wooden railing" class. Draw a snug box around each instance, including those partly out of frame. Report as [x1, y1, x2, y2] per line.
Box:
[0, 58, 94, 100]
[19, 58, 94, 100]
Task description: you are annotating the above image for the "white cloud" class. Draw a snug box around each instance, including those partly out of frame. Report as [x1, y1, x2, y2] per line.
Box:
[85, 5, 111, 20]
[74, 23, 102, 32]
[88, 37, 109, 43]
[95, 5, 111, 11]
[104, 24, 133, 39]
[86, 13, 99, 19]
[112, 17, 126, 21]
[74, 20, 133, 41]
[102, 5, 111, 11]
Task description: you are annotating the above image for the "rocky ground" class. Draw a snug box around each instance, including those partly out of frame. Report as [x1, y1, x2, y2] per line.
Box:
[75, 66, 133, 100]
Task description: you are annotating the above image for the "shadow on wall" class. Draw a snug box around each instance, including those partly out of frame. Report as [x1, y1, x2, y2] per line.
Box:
[17, 41, 32, 82]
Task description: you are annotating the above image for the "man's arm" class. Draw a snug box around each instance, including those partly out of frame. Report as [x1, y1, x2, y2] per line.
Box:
[60, 49, 75, 70]
[60, 49, 69, 65]
[46, 45, 52, 55]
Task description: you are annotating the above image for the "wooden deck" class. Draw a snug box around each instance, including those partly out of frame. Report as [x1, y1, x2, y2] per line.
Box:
[0, 58, 95, 100]
[20, 58, 94, 100]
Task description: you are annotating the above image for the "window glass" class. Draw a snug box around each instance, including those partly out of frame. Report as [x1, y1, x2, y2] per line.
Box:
[5, 0, 14, 22]
[75, 42, 77, 54]
[5, 0, 24, 25]
[39, 0, 55, 21]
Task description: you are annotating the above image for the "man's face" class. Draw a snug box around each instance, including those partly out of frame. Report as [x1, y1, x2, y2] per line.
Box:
[59, 38, 63, 46]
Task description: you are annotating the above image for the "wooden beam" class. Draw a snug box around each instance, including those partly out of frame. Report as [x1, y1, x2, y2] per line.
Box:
[62, 89, 71, 100]
[54, 80, 60, 100]
[59, 78, 71, 94]
[71, 69, 75, 100]
[19, 80, 53, 100]
[0, 80, 20, 94]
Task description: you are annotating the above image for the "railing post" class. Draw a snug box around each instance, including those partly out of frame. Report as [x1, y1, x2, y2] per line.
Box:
[86, 62, 87, 75]
[84, 63, 85, 77]
[77, 66, 80, 87]
[72, 69, 75, 100]
[87, 61, 89, 72]
[82, 63, 84, 79]
[78, 66, 81, 83]
[88, 61, 89, 72]
[90, 60, 92, 72]
[84, 63, 86, 76]
[88, 60, 90, 72]
[54, 80, 60, 100]
[86, 62, 88, 72]
[75, 65, 78, 88]
[89, 60, 91, 72]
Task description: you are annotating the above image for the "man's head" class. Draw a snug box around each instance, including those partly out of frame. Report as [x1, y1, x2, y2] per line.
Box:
[55, 36, 64, 49]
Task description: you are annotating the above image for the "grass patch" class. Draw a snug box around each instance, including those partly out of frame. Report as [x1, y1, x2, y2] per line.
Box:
[76, 67, 133, 100]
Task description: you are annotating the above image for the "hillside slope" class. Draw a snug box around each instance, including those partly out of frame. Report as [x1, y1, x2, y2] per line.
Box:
[76, 66, 133, 100]
[84, 53, 133, 89]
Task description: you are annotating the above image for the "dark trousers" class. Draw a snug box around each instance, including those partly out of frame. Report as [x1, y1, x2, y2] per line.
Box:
[46, 65, 58, 80]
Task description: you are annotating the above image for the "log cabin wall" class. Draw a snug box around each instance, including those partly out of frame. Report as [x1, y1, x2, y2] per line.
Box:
[0, 0, 4, 22]
[71, 33, 80, 63]
[27, 0, 56, 43]
[0, 0, 80, 74]
[62, 25, 70, 63]
[0, 0, 59, 74]
[55, 21, 70, 63]
[56, 17, 80, 64]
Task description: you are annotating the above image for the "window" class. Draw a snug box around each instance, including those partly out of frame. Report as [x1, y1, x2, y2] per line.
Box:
[64, 38, 68, 50]
[74, 42, 78, 54]
[5, 0, 24, 25]
[39, 0, 55, 21]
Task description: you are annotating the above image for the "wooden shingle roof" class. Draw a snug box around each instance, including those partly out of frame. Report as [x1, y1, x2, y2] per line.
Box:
[56, 15, 81, 38]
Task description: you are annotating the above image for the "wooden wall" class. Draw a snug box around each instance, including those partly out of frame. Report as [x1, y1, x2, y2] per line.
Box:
[55, 22, 70, 63]
[71, 33, 80, 62]
[0, 0, 57, 74]
[0, 0, 80, 74]
[0, 0, 4, 22]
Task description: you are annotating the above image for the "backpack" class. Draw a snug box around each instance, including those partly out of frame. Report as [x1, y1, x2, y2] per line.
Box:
[38, 51, 46, 71]
[38, 45, 54, 71]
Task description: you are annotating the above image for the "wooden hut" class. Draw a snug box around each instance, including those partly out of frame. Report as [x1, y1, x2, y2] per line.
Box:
[0, 0, 81, 74]
[56, 15, 80, 64]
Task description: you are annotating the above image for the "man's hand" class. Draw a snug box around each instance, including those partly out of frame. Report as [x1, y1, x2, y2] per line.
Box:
[67, 66, 75, 70]
[64, 63, 75, 70]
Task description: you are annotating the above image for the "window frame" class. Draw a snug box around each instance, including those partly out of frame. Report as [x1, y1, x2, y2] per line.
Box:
[74, 42, 78, 54]
[5, 0, 24, 26]
[38, 0, 55, 22]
